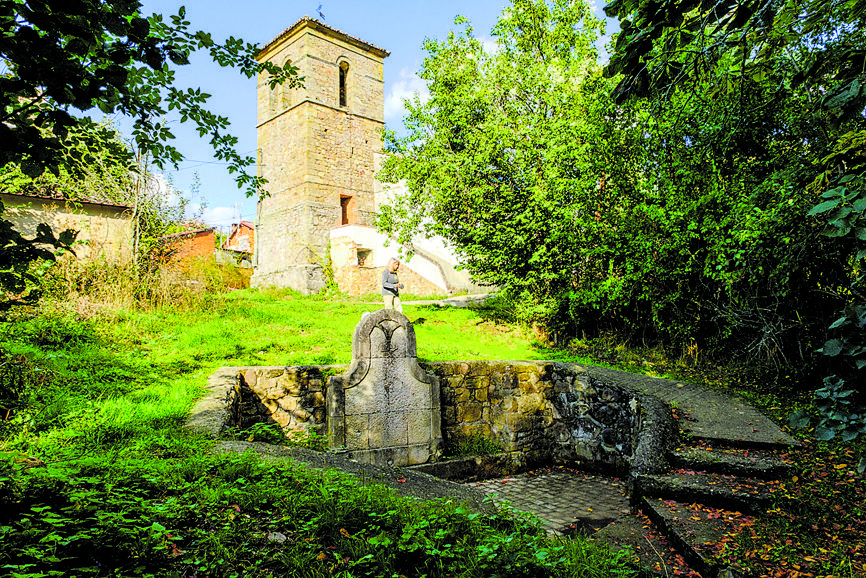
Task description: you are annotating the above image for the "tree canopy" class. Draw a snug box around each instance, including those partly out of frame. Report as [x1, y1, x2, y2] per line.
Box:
[603, 0, 866, 456]
[1, 0, 299, 192]
[378, 0, 615, 330]
[0, 0, 299, 309]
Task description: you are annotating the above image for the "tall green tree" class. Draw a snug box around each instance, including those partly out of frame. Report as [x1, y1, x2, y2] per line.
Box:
[378, 0, 616, 332]
[603, 0, 866, 456]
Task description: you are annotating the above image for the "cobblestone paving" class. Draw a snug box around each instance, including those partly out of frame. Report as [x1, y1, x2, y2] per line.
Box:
[466, 469, 630, 535]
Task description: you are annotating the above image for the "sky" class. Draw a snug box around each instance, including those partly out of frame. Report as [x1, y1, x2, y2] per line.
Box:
[128, 1, 615, 230]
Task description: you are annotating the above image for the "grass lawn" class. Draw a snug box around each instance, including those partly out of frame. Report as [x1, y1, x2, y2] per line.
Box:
[1, 286, 863, 577]
[0, 288, 634, 578]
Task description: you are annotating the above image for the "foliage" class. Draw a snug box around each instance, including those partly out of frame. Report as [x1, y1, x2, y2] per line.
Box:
[0, 453, 635, 578]
[1, 0, 299, 190]
[0, 200, 77, 311]
[446, 433, 504, 458]
[603, 0, 866, 447]
[1, 123, 204, 269]
[225, 422, 331, 452]
[377, 0, 612, 331]
[0, 0, 299, 314]
[0, 289, 637, 578]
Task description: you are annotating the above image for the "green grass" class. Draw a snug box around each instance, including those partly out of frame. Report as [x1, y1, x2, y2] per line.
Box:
[0, 288, 638, 578]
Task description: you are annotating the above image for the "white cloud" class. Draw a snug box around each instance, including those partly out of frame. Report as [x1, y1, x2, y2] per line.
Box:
[384, 67, 430, 128]
[201, 206, 239, 227]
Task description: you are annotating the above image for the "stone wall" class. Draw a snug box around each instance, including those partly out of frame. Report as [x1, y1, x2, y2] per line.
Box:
[425, 361, 640, 472]
[252, 18, 388, 293]
[231, 366, 335, 434]
[225, 359, 640, 474]
[330, 235, 447, 297]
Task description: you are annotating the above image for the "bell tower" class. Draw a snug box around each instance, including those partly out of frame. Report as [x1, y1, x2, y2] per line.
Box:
[251, 17, 389, 293]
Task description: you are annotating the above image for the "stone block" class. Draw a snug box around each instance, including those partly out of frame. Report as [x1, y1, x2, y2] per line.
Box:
[278, 372, 302, 396]
[465, 375, 489, 390]
[458, 404, 483, 423]
[408, 444, 431, 465]
[408, 410, 432, 445]
[517, 392, 545, 414]
[277, 396, 299, 412]
[383, 410, 409, 446]
[345, 414, 368, 449]
[506, 412, 533, 432]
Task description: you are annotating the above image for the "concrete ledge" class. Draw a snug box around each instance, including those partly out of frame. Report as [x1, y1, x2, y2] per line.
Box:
[184, 367, 243, 438]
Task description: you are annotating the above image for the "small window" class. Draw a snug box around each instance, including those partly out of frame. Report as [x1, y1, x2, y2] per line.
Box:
[339, 61, 349, 108]
[357, 249, 371, 267]
[340, 195, 352, 225]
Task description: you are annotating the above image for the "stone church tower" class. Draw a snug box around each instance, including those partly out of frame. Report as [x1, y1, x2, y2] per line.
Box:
[251, 18, 389, 293]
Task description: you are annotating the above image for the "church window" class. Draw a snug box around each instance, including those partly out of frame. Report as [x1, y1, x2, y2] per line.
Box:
[339, 61, 349, 108]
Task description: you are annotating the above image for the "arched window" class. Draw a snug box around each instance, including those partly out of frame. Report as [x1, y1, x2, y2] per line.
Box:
[338, 61, 349, 108]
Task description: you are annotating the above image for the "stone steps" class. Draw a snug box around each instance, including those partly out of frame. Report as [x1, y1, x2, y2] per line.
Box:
[633, 470, 784, 514]
[592, 438, 796, 577]
[640, 496, 751, 577]
[669, 445, 794, 479]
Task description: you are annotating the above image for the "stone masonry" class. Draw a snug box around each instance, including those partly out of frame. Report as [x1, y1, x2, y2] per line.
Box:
[327, 309, 443, 467]
[222, 344, 641, 472]
[251, 18, 389, 293]
[425, 361, 641, 472]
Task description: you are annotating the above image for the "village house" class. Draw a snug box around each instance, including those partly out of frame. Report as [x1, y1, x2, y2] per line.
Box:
[158, 225, 216, 263]
[0, 191, 133, 262]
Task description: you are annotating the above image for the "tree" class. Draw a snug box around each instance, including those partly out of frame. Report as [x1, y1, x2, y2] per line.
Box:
[377, 0, 615, 332]
[603, 0, 866, 462]
[1, 0, 299, 189]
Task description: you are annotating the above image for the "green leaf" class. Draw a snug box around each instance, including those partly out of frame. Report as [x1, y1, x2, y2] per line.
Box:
[815, 426, 836, 441]
[821, 339, 844, 356]
[788, 411, 810, 429]
[808, 199, 841, 215]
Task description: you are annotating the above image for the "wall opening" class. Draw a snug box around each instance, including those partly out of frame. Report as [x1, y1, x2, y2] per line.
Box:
[339, 61, 349, 108]
[340, 195, 353, 225]
[357, 248, 371, 267]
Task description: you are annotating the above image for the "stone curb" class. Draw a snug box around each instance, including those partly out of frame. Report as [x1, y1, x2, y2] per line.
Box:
[212, 440, 495, 513]
[633, 472, 780, 514]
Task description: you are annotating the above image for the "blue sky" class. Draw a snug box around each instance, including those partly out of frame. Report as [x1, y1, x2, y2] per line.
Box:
[130, 1, 613, 229]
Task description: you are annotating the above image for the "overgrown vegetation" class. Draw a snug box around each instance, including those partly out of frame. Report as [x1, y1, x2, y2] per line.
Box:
[2, 255, 865, 576]
[0, 266, 643, 577]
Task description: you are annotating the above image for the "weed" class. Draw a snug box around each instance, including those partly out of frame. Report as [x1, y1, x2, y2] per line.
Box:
[446, 433, 503, 458]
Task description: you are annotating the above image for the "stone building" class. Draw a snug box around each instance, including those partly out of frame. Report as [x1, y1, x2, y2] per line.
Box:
[251, 17, 482, 297]
[0, 192, 133, 262]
